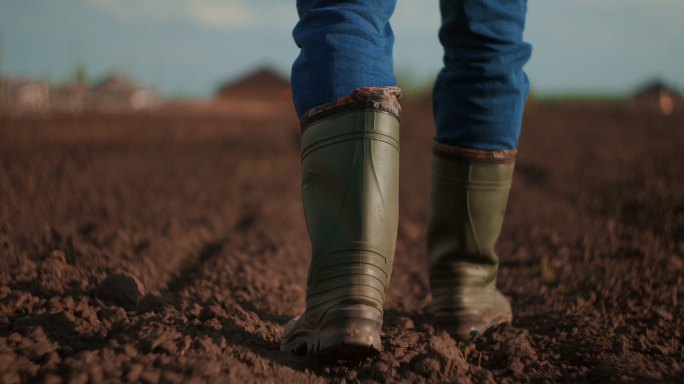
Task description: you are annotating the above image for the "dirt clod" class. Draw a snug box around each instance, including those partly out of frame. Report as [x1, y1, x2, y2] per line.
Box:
[96, 272, 145, 307]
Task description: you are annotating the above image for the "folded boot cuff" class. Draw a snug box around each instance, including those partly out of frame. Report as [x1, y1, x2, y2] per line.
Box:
[433, 142, 517, 164]
[300, 87, 402, 129]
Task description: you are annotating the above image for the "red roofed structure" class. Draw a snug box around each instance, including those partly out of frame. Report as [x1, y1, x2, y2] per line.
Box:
[216, 67, 291, 101]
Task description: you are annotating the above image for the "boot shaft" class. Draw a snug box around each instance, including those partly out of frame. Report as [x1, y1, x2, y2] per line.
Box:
[428, 149, 515, 266]
[428, 144, 515, 312]
[300, 106, 400, 323]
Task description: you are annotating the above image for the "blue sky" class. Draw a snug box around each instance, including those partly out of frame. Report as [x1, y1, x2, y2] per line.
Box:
[1, 0, 682, 97]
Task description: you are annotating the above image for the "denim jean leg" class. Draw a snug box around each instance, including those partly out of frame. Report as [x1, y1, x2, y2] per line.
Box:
[433, 0, 532, 150]
[291, 0, 398, 118]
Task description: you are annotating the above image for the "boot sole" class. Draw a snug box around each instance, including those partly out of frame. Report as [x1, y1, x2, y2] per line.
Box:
[281, 307, 383, 358]
[434, 309, 512, 340]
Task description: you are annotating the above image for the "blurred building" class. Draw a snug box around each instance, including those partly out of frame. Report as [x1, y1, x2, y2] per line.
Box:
[1, 74, 160, 115]
[50, 81, 90, 114]
[630, 81, 682, 116]
[92, 75, 160, 112]
[0, 77, 50, 113]
[216, 67, 290, 101]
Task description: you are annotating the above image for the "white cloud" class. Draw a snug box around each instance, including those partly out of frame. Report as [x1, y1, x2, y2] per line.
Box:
[189, 2, 253, 28]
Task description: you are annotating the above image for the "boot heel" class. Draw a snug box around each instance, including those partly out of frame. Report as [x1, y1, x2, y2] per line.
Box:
[281, 305, 383, 357]
[316, 305, 383, 356]
[432, 289, 512, 340]
[434, 310, 488, 339]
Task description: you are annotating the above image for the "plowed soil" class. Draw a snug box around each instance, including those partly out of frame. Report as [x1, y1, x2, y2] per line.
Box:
[1, 99, 683, 383]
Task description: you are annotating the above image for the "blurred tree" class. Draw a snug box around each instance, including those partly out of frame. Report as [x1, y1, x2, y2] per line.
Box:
[74, 62, 88, 85]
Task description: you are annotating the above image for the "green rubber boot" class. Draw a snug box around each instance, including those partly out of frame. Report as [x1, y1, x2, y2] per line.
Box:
[427, 142, 516, 340]
[281, 88, 401, 357]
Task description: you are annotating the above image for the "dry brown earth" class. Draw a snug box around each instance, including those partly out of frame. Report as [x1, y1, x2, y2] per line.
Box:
[1, 99, 683, 383]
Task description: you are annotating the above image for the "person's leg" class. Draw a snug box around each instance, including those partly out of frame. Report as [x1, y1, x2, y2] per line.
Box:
[433, 0, 531, 150]
[428, 0, 531, 340]
[282, 0, 401, 357]
[291, 0, 397, 118]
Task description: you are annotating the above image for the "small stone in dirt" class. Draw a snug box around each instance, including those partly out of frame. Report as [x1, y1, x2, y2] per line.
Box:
[96, 271, 145, 306]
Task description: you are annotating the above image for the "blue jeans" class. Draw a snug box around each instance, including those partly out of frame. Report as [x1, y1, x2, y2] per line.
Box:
[291, 0, 531, 150]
